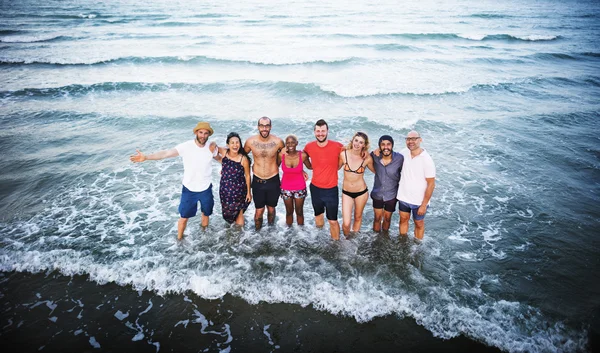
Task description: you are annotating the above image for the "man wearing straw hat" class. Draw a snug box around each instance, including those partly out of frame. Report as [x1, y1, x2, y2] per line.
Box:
[130, 122, 219, 240]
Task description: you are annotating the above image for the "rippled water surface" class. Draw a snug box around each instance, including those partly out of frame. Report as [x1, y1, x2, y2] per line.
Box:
[1, 1, 599, 352]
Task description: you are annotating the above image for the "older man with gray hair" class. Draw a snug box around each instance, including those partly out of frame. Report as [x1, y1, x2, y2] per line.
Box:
[397, 130, 436, 240]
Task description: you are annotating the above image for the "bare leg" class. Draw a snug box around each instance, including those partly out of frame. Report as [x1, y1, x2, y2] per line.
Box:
[399, 211, 410, 237]
[315, 213, 325, 228]
[284, 198, 295, 226]
[414, 219, 425, 240]
[255, 207, 265, 230]
[341, 193, 354, 236]
[328, 220, 340, 240]
[373, 208, 383, 232]
[266, 206, 276, 225]
[351, 192, 369, 232]
[382, 210, 393, 231]
[234, 210, 245, 226]
[177, 217, 189, 240]
[201, 213, 209, 228]
[294, 198, 305, 225]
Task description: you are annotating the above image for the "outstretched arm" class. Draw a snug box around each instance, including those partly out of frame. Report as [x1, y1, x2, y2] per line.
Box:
[130, 148, 178, 163]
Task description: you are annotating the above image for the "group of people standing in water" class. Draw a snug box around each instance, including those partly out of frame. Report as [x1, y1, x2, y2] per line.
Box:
[130, 117, 436, 241]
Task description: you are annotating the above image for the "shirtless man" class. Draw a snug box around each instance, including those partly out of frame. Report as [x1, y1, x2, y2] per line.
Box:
[244, 117, 285, 230]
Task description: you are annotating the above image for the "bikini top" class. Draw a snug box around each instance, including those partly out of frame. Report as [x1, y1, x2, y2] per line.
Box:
[344, 150, 366, 174]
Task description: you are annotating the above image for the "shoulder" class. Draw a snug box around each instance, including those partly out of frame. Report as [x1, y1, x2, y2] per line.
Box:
[304, 141, 316, 150]
[175, 139, 193, 151]
[272, 136, 284, 148]
[325, 141, 343, 151]
[422, 149, 435, 163]
[241, 154, 250, 166]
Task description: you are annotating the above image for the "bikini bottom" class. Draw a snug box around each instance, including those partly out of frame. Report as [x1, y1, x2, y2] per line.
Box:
[342, 188, 368, 199]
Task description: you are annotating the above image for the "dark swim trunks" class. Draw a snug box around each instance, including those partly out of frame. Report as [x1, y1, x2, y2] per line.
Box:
[252, 174, 280, 209]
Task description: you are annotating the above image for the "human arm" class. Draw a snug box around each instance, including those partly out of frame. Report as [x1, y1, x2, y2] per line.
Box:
[301, 150, 312, 170]
[242, 156, 252, 202]
[302, 150, 312, 170]
[417, 178, 436, 216]
[213, 145, 229, 163]
[243, 138, 252, 155]
[338, 151, 345, 170]
[129, 148, 178, 163]
[365, 155, 375, 173]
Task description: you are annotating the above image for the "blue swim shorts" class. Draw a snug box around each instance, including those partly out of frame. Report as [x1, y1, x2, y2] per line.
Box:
[398, 200, 428, 221]
[178, 184, 214, 218]
[310, 184, 339, 221]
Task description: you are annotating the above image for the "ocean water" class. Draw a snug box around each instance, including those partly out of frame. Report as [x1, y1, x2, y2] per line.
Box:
[1, 0, 599, 352]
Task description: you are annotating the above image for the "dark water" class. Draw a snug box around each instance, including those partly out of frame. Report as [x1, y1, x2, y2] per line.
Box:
[1, 0, 599, 352]
[0, 271, 504, 352]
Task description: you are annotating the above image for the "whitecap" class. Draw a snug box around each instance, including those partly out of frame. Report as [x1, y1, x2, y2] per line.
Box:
[455, 252, 478, 262]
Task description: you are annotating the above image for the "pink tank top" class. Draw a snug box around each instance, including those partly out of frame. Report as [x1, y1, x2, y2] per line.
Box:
[281, 152, 306, 191]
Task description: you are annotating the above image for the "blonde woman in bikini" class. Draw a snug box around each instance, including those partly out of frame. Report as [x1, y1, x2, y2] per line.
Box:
[338, 132, 375, 236]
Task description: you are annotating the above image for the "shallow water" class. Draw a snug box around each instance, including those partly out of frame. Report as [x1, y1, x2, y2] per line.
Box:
[1, 1, 599, 352]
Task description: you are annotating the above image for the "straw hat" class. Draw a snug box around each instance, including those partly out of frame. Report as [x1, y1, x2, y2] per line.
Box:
[193, 122, 214, 136]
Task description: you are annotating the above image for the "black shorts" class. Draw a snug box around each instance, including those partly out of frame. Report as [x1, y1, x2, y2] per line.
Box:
[252, 175, 281, 209]
[310, 184, 339, 221]
[372, 198, 397, 213]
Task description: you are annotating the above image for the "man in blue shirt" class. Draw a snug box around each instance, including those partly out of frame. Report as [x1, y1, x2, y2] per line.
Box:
[370, 135, 404, 232]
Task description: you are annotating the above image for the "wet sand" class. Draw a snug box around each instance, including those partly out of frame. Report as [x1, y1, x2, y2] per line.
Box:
[0, 271, 503, 352]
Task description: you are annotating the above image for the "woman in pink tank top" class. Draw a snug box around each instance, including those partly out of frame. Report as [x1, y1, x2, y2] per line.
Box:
[279, 134, 312, 225]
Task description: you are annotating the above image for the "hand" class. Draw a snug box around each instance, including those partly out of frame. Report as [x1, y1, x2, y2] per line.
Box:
[372, 149, 380, 157]
[246, 192, 252, 203]
[303, 171, 309, 181]
[417, 204, 427, 216]
[130, 149, 146, 163]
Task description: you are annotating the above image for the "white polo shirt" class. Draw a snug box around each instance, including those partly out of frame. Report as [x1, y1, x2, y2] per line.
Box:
[397, 148, 436, 206]
[175, 140, 214, 192]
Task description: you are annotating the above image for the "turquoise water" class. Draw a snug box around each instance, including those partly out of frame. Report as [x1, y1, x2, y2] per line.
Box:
[1, 0, 599, 351]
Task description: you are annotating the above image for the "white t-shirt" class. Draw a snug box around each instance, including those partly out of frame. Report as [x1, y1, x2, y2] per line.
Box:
[397, 148, 436, 206]
[175, 140, 214, 192]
